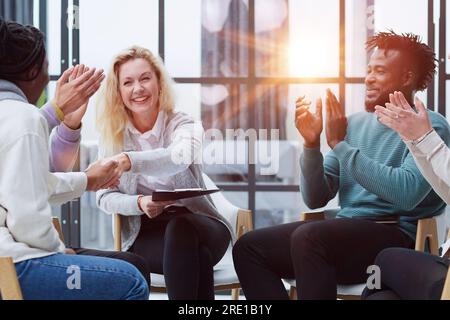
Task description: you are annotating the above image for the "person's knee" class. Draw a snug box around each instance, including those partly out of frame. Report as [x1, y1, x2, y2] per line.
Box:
[116, 252, 151, 287]
[290, 222, 322, 254]
[111, 260, 150, 300]
[374, 247, 405, 268]
[232, 231, 255, 264]
[166, 215, 198, 239]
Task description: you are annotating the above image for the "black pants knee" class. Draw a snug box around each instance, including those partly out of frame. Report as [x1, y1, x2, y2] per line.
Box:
[362, 248, 449, 300]
[232, 218, 414, 300]
[129, 206, 230, 300]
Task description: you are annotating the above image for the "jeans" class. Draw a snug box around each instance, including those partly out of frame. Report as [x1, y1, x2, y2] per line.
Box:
[74, 248, 150, 287]
[15, 253, 149, 300]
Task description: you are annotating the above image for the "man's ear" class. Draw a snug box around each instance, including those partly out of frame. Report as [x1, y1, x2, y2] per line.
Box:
[402, 70, 416, 88]
[27, 64, 40, 80]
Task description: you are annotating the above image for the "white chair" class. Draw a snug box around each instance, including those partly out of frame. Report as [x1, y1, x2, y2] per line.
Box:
[284, 209, 448, 300]
[113, 173, 253, 300]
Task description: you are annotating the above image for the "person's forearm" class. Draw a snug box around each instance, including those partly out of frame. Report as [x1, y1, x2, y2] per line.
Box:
[300, 147, 339, 209]
[40, 101, 61, 132]
[126, 123, 203, 178]
[41, 101, 82, 172]
[48, 172, 87, 205]
[408, 130, 450, 204]
[96, 189, 143, 217]
[49, 123, 82, 172]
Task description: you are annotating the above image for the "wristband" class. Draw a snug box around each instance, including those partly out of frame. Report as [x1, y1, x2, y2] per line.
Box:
[51, 100, 65, 122]
[137, 195, 145, 213]
[411, 129, 434, 146]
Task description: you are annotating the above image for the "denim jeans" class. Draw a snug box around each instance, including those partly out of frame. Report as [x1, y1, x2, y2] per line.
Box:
[15, 253, 149, 300]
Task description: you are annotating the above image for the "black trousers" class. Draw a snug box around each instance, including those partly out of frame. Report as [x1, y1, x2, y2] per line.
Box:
[128, 206, 230, 300]
[74, 248, 150, 288]
[232, 218, 414, 300]
[362, 248, 449, 300]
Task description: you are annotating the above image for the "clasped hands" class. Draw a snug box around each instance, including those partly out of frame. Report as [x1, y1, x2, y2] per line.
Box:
[84, 153, 132, 192]
[295, 89, 348, 150]
[374, 91, 432, 142]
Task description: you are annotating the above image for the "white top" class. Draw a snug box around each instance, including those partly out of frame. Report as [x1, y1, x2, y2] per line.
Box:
[406, 130, 450, 204]
[127, 111, 204, 206]
[406, 130, 450, 255]
[0, 97, 87, 263]
[127, 111, 174, 194]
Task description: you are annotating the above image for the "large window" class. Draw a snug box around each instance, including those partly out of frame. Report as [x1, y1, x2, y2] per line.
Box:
[17, 0, 445, 248]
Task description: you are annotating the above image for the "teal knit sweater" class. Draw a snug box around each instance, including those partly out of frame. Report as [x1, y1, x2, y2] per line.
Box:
[300, 111, 450, 239]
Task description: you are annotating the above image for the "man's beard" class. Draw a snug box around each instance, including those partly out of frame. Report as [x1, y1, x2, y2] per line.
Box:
[365, 93, 390, 113]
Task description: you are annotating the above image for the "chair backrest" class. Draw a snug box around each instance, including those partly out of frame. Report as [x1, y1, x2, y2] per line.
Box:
[202, 173, 240, 235]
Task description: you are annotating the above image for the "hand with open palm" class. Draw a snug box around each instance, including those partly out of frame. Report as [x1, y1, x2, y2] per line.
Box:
[295, 96, 323, 148]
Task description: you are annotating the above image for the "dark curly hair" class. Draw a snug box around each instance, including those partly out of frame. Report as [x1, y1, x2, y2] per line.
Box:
[366, 30, 437, 92]
[0, 17, 46, 81]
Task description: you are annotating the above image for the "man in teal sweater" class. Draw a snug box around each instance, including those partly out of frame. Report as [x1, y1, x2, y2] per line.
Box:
[233, 31, 450, 300]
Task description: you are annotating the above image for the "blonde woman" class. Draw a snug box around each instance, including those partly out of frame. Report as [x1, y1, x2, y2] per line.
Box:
[96, 46, 233, 300]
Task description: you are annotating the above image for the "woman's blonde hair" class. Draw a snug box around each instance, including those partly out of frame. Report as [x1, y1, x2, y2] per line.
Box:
[96, 46, 176, 156]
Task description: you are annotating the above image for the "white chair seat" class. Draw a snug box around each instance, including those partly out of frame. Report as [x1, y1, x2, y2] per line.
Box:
[151, 248, 239, 288]
[283, 279, 366, 297]
[151, 266, 239, 288]
[336, 284, 366, 296]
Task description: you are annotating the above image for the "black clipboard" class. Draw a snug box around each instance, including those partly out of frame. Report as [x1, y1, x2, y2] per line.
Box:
[152, 188, 221, 202]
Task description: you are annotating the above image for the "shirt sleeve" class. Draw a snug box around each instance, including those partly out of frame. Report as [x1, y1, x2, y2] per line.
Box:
[96, 188, 143, 217]
[48, 172, 87, 205]
[2, 130, 65, 253]
[300, 147, 340, 209]
[406, 130, 450, 204]
[125, 121, 204, 178]
[40, 102, 82, 172]
[49, 123, 82, 172]
[40, 101, 60, 132]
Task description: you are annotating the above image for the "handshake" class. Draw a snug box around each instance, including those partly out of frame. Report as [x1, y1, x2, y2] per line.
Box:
[84, 153, 132, 192]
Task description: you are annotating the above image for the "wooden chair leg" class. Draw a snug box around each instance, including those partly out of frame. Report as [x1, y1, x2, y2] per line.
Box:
[415, 218, 439, 255]
[289, 286, 297, 300]
[0, 257, 23, 300]
[114, 214, 122, 251]
[442, 266, 450, 300]
[231, 288, 240, 300]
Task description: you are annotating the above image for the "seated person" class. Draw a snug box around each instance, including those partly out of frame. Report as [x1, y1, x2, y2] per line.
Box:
[41, 63, 150, 287]
[95, 46, 233, 300]
[360, 87, 450, 300]
[232, 31, 450, 300]
[0, 19, 148, 300]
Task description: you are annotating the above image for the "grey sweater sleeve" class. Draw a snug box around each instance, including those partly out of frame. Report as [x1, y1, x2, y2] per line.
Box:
[300, 147, 340, 209]
[96, 188, 143, 217]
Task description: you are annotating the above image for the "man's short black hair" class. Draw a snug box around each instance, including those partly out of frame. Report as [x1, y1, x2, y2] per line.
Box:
[0, 17, 46, 82]
[366, 30, 437, 92]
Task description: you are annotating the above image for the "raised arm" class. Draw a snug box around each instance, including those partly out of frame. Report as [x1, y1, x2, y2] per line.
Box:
[375, 93, 450, 204]
[41, 65, 104, 172]
[41, 101, 82, 172]
[406, 131, 450, 204]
